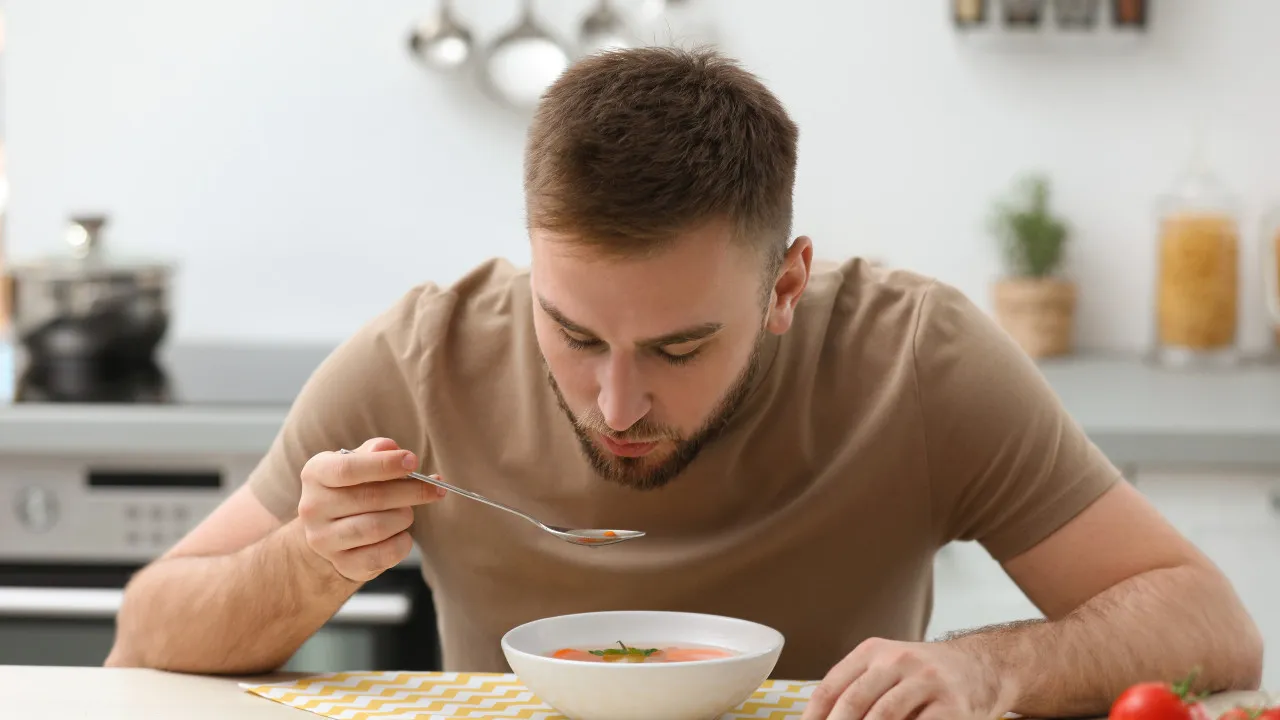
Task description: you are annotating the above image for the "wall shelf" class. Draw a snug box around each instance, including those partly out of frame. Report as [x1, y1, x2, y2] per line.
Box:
[952, 0, 1148, 53]
[954, 24, 1145, 53]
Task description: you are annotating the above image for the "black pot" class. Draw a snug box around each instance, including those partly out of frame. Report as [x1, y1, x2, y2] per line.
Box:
[8, 215, 174, 366]
[15, 354, 171, 404]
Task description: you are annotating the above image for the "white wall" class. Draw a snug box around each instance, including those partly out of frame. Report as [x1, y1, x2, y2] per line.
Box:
[5, 0, 1280, 352]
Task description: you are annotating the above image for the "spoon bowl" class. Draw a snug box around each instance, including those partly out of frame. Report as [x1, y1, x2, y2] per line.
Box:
[545, 527, 646, 546]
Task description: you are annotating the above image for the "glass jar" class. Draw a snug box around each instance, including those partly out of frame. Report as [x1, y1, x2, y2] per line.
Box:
[1112, 0, 1147, 28]
[1054, 0, 1100, 29]
[1002, 0, 1045, 27]
[1259, 205, 1280, 350]
[0, 139, 8, 334]
[954, 0, 987, 27]
[1152, 135, 1241, 367]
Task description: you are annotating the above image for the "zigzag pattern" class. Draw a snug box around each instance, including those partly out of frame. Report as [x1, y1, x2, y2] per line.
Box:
[242, 671, 818, 719]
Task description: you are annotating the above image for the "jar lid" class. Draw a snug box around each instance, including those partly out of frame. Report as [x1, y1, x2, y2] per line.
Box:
[1159, 126, 1239, 215]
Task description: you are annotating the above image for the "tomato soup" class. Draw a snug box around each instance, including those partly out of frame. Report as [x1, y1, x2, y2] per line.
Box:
[548, 641, 735, 663]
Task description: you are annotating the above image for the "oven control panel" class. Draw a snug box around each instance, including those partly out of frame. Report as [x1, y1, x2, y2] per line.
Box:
[120, 501, 198, 550]
[15, 486, 60, 533]
[1, 454, 256, 562]
[0, 453, 422, 567]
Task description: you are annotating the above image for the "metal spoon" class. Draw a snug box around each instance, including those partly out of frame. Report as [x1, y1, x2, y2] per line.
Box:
[407, 0, 473, 70]
[338, 450, 644, 547]
[578, 0, 635, 57]
[479, 0, 570, 110]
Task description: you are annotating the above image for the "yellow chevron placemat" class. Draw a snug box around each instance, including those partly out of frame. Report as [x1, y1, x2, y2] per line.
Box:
[241, 671, 815, 719]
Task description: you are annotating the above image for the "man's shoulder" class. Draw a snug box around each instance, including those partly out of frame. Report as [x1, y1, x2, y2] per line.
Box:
[805, 256, 938, 320]
[369, 257, 532, 342]
[797, 257, 942, 359]
[806, 257, 994, 348]
[326, 257, 533, 396]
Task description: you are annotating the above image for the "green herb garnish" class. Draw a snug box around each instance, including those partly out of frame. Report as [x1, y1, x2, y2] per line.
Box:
[587, 641, 659, 660]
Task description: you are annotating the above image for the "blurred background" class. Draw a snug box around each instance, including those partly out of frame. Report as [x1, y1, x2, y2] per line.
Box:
[0, 0, 1277, 690]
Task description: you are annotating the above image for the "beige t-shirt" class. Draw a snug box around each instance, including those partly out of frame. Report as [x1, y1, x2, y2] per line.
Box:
[249, 256, 1119, 681]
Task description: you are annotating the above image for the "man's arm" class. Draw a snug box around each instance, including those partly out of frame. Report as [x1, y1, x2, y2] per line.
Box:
[801, 474, 1262, 720]
[107, 287, 442, 674]
[105, 483, 360, 674]
[911, 278, 1260, 712]
[107, 440, 440, 674]
[802, 280, 1263, 720]
[960, 480, 1263, 717]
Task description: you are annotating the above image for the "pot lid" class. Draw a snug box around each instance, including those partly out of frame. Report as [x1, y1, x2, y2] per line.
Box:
[8, 214, 174, 280]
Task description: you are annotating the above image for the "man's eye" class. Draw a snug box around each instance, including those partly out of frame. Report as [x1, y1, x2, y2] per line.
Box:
[560, 329, 602, 351]
[656, 345, 702, 366]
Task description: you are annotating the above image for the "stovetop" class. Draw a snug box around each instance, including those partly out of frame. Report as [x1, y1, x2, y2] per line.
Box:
[0, 339, 336, 407]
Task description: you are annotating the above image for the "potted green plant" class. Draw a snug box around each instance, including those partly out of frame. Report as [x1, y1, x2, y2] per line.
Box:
[988, 173, 1076, 358]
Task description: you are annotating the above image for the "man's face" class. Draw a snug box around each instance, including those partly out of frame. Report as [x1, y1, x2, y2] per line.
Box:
[530, 221, 808, 491]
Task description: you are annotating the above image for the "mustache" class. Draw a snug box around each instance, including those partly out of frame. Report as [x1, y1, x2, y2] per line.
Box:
[542, 363, 682, 444]
[572, 405, 681, 443]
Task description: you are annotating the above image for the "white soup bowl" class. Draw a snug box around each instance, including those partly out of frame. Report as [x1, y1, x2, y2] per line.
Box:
[501, 610, 785, 720]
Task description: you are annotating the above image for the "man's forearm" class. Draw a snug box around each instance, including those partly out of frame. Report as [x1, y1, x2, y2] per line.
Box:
[106, 519, 361, 675]
[949, 563, 1263, 718]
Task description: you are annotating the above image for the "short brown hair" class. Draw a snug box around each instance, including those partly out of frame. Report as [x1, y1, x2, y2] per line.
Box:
[524, 46, 798, 271]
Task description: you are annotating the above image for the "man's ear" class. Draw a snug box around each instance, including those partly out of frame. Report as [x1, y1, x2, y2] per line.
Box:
[766, 236, 813, 335]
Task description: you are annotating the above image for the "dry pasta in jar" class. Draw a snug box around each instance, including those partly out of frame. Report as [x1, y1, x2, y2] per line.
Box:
[1156, 211, 1239, 350]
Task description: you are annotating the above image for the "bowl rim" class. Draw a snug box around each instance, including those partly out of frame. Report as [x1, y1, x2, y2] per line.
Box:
[500, 610, 786, 670]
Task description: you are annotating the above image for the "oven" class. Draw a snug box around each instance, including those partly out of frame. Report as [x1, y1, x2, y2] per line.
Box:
[0, 446, 441, 672]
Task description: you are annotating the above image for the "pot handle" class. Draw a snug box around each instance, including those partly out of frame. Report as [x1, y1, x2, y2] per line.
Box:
[66, 215, 107, 261]
[0, 586, 410, 624]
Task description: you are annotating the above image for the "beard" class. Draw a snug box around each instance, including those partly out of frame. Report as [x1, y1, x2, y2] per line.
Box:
[546, 328, 768, 492]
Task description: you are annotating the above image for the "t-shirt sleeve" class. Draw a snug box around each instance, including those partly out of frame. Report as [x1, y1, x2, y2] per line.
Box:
[913, 280, 1122, 562]
[246, 288, 432, 522]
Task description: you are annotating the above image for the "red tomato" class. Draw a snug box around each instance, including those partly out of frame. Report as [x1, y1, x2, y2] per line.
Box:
[1218, 709, 1257, 720]
[1109, 682, 1197, 720]
[1254, 709, 1280, 720]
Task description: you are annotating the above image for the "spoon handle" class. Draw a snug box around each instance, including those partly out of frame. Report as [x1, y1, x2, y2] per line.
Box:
[337, 449, 544, 530]
[406, 470, 543, 528]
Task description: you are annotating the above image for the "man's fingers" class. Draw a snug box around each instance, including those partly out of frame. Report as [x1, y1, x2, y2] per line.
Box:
[802, 641, 878, 720]
[358, 437, 401, 453]
[333, 530, 414, 582]
[863, 680, 931, 720]
[321, 448, 418, 488]
[911, 704, 951, 720]
[804, 668, 864, 719]
[322, 507, 416, 553]
[333, 478, 446, 517]
[825, 664, 903, 720]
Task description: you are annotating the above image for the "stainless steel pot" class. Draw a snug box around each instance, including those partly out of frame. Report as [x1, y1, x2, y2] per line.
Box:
[8, 215, 173, 365]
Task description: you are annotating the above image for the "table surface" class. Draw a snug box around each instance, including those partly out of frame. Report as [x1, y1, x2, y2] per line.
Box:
[0, 665, 1272, 720]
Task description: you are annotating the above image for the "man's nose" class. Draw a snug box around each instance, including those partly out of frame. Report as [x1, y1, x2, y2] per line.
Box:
[596, 353, 652, 432]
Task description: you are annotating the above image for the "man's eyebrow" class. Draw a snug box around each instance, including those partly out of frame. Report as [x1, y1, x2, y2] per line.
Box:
[537, 296, 723, 347]
[538, 296, 594, 337]
[640, 323, 723, 347]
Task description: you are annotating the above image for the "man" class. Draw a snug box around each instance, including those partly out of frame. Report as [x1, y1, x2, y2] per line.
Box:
[107, 47, 1262, 719]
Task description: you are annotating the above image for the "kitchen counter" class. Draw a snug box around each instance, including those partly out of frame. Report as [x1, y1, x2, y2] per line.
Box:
[0, 665, 1271, 719]
[2, 352, 1280, 470]
[1037, 354, 1280, 470]
[0, 340, 326, 457]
